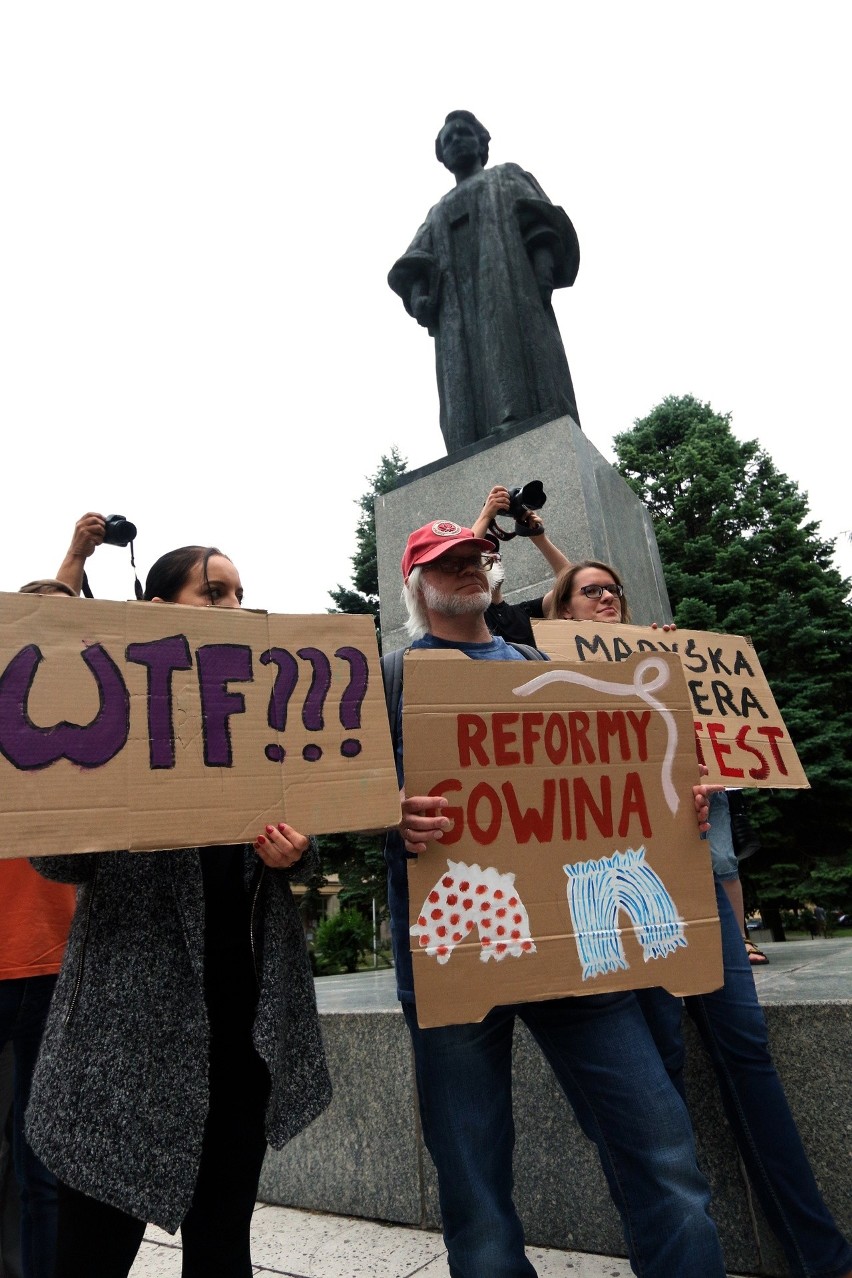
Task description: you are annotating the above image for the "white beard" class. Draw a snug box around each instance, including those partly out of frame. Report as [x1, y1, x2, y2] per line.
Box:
[489, 561, 506, 589]
[421, 578, 491, 618]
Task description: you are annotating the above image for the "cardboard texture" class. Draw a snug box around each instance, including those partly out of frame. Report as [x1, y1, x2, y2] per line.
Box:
[533, 620, 808, 790]
[0, 592, 400, 857]
[402, 649, 723, 1028]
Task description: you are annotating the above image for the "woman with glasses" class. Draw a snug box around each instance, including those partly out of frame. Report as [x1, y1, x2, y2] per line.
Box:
[547, 560, 852, 1278]
[26, 546, 332, 1278]
[547, 561, 630, 624]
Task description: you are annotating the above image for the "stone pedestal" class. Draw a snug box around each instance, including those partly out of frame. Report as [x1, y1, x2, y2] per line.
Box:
[375, 415, 672, 653]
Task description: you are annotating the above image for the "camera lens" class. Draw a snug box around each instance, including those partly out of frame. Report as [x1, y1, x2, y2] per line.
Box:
[103, 515, 137, 547]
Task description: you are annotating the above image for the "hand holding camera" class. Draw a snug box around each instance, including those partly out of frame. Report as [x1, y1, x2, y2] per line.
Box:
[488, 481, 547, 541]
[55, 512, 140, 598]
[68, 512, 107, 560]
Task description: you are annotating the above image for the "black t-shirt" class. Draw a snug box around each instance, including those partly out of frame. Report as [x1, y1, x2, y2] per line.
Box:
[484, 596, 545, 647]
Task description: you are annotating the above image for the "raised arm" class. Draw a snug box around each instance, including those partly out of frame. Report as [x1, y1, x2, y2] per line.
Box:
[54, 513, 106, 595]
[523, 510, 573, 615]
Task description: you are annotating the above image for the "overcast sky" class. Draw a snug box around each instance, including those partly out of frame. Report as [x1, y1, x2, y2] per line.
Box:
[2, 2, 849, 612]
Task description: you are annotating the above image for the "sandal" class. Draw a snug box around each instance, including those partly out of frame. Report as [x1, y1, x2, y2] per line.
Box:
[745, 937, 769, 965]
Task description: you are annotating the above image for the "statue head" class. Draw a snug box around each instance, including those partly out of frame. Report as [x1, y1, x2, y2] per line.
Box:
[435, 111, 490, 173]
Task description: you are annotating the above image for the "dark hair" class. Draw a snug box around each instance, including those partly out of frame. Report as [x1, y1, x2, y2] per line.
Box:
[435, 110, 490, 166]
[548, 560, 632, 624]
[143, 546, 224, 603]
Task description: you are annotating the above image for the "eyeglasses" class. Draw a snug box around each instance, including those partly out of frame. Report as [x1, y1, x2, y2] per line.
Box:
[576, 582, 624, 600]
[422, 554, 499, 576]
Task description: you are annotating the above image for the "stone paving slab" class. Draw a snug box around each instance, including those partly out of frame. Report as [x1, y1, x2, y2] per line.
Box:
[312, 938, 852, 1012]
[746, 936, 852, 1002]
[132, 1204, 644, 1277]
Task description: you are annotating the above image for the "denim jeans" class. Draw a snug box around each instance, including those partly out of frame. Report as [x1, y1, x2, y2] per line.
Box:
[0, 975, 60, 1278]
[636, 880, 852, 1278]
[403, 991, 725, 1278]
[707, 791, 739, 881]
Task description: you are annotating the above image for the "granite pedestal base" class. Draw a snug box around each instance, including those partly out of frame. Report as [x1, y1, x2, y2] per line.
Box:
[259, 995, 851, 1278]
[374, 414, 672, 654]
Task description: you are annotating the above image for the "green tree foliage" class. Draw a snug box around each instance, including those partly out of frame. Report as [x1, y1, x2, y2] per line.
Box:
[316, 829, 388, 917]
[322, 449, 408, 915]
[328, 447, 408, 630]
[613, 394, 852, 903]
[796, 860, 852, 913]
[313, 908, 374, 975]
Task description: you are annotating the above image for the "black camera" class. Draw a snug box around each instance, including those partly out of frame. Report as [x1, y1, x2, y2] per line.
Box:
[506, 481, 546, 523]
[490, 482, 547, 541]
[102, 514, 137, 547]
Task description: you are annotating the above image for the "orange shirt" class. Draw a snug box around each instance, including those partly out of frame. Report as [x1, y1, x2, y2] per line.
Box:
[0, 859, 77, 980]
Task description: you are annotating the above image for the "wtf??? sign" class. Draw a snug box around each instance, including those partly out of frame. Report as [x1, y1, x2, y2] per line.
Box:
[0, 593, 400, 858]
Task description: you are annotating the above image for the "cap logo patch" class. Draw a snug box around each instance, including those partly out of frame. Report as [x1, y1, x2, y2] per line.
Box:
[431, 521, 462, 537]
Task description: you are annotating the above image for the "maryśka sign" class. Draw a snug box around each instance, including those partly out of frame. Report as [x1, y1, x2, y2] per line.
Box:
[402, 650, 722, 1028]
[0, 592, 400, 858]
[533, 621, 807, 790]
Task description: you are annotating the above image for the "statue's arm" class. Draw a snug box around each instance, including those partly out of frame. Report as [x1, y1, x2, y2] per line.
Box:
[531, 245, 557, 306]
[512, 169, 580, 297]
[388, 220, 440, 329]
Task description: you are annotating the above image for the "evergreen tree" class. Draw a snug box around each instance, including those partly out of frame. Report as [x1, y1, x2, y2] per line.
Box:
[316, 829, 389, 919]
[614, 395, 852, 914]
[321, 448, 408, 918]
[328, 447, 408, 630]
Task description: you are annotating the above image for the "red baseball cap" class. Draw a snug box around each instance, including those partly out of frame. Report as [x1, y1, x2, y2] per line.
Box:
[402, 521, 495, 579]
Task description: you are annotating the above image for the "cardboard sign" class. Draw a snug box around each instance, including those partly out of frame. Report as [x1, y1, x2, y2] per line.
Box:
[0, 592, 400, 858]
[402, 650, 723, 1028]
[533, 621, 808, 790]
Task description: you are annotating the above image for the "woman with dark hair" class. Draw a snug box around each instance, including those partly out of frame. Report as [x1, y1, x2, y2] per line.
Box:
[142, 544, 235, 606]
[27, 545, 332, 1278]
[548, 557, 852, 1278]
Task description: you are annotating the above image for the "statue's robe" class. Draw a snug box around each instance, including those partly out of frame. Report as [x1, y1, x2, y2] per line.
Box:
[389, 163, 580, 454]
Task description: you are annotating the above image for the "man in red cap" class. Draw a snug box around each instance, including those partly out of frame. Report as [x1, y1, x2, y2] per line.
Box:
[381, 520, 725, 1278]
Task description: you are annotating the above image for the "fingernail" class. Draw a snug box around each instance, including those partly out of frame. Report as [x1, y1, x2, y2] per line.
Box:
[277, 823, 287, 833]
[265, 825, 274, 834]
[256, 835, 267, 845]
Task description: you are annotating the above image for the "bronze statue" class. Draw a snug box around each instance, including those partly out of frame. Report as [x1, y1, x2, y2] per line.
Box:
[389, 111, 581, 454]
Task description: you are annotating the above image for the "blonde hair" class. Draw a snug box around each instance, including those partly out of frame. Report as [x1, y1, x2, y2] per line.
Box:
[19, 579, 76, 596]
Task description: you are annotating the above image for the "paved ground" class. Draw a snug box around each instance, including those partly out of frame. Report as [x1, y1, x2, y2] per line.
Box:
[129, 937, 850, 1276]
[132, 1204, 630, 1276]
[313, 935, 852, 1012]
[740, 933, 852, 1002]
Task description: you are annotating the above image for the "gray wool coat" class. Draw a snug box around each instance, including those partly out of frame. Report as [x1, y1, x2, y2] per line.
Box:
[26, 843, 332, 1233]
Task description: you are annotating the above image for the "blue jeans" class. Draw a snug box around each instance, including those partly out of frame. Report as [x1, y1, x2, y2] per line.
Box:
[707, 791, 739, 882]
[636, 880, 852, 1278]
[403, 992, 724, 1278]
[0, 975, 60, 1278]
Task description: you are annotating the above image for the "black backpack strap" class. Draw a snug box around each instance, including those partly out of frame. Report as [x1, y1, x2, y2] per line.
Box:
[380, 647, 408, 754]
[381, 640, 544, 757]
[508, 642, 548, 661]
